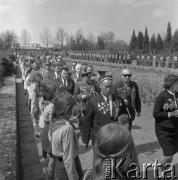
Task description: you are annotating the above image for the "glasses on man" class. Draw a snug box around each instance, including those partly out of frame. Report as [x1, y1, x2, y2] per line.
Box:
[123, 74, 132, 77]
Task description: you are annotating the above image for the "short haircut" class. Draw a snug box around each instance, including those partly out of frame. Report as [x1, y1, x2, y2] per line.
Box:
[75, 64, 82, 71]
[118, 114, 130, 126]
[61, 66, 69, 72]
[163, 74, 178, 90]
[87, 65, 93, 69]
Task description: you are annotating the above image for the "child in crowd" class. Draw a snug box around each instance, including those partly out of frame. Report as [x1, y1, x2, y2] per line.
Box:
[31, 73, 43, 137]
[118, 114, 130, 130]
[21, 60, 30, 85]
[83, 123, 138, 180]
[38, 81, 53, 129]
[47, 93, 83, 180]
[23, 66, 32, 95]
[26, 73, 36, 113]
[42, 83, 57, 160]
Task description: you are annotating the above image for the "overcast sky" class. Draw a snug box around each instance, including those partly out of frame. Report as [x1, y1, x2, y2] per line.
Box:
[0, 0, 177, 44]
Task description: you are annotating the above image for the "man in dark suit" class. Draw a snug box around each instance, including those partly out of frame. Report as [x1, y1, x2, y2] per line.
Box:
[55, 66, 75, 95]
[53, 62, 63, 80]
[112, 68, 141, 131]
[82, 75, 128, 146]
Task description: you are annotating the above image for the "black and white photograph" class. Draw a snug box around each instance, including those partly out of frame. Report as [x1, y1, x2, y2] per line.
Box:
[0, 0, 178, 179]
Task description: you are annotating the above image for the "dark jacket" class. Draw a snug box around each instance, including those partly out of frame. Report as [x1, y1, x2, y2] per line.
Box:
[82, 93, 127, 145]
[54, 78, 75, 95]
[112, 80, 141, 121]
[153, 90, 178, 129]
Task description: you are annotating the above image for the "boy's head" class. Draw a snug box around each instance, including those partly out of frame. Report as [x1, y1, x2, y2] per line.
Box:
[118, 114, 130, 128]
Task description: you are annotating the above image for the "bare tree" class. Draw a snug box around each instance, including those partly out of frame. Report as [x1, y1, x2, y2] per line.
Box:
[56, 27, 67, 50]
[87, 31, 96, 50]
[100, 31, 115, 48]
[40, 27, 53, 48]
[21, 29, 31, 46]
[75, 29, 85, 50]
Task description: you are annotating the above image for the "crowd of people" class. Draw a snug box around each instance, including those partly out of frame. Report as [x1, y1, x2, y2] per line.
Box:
[16, 52, 178, 180]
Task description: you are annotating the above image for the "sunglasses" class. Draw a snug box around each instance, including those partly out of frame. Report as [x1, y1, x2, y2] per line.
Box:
[123, 74, 132, 77]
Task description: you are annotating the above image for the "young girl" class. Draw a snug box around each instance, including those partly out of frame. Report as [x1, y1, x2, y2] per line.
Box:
[42, 83, 57, 160]
[31, 73, 43, 137]
[27, 73, 36, 113]
[47, 93, 83, 180]
[24, 66, 32, 95]
[38, 80, 53, 129]
[83, 123, 138, 180]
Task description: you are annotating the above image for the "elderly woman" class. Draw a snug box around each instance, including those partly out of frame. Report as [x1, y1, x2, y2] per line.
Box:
[153, 74, 178, 173]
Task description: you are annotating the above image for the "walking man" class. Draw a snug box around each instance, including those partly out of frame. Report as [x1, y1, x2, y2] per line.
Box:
[112, 68, 141, 131]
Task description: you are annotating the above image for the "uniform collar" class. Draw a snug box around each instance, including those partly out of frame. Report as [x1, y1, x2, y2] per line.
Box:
[101, 92, 112, 101]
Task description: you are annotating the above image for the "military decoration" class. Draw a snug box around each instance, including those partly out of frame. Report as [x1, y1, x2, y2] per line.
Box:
[98, 102, 109, 115]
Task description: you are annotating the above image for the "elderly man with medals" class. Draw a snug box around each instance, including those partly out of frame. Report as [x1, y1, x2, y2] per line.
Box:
[112, 68, 141, 131]
[74, 72, 98, 142]
[82, 75, 128, 147]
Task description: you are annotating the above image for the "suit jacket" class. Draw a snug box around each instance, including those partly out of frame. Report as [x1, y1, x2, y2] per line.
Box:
[54, 78, 75, 95]
[71, 73, 82, 83]
[82, 93, 127, 145]
[112, 80, 141, 121]
[52, 71, 60, 80]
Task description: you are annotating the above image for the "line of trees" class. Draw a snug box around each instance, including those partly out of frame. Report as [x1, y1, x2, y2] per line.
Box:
[129, 22, 178, 54]
[1, 21, 178, 56]
[39, 27, 129, 53]
[0, 29, 32, 51]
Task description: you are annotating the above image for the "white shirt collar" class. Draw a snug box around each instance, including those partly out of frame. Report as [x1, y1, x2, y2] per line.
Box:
[55, 72, 58, 78]
[101, 92, 112, 101]
[167, 89, 175, 96]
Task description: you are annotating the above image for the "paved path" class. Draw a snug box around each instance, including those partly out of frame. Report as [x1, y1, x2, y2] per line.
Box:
[16, 63, 178, 179]
[16, 66, 44, 180]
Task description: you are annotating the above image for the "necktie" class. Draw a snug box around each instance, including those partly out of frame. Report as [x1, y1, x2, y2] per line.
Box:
[106, 97, 110, 109]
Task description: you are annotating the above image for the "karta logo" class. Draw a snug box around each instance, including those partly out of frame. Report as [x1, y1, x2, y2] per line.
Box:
[105, 158, 177, 179]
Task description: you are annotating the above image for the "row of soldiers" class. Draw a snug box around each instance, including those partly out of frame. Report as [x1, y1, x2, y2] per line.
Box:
[69, 52, 132, 64]
[69, 52, 178, 68]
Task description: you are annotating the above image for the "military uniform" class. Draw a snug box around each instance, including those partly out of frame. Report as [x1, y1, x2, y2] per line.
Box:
[74, 72, 99, 137]
[82, 93, 127, 145]
[54, 77, 75, 95]
[113, 80, 141, 123]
